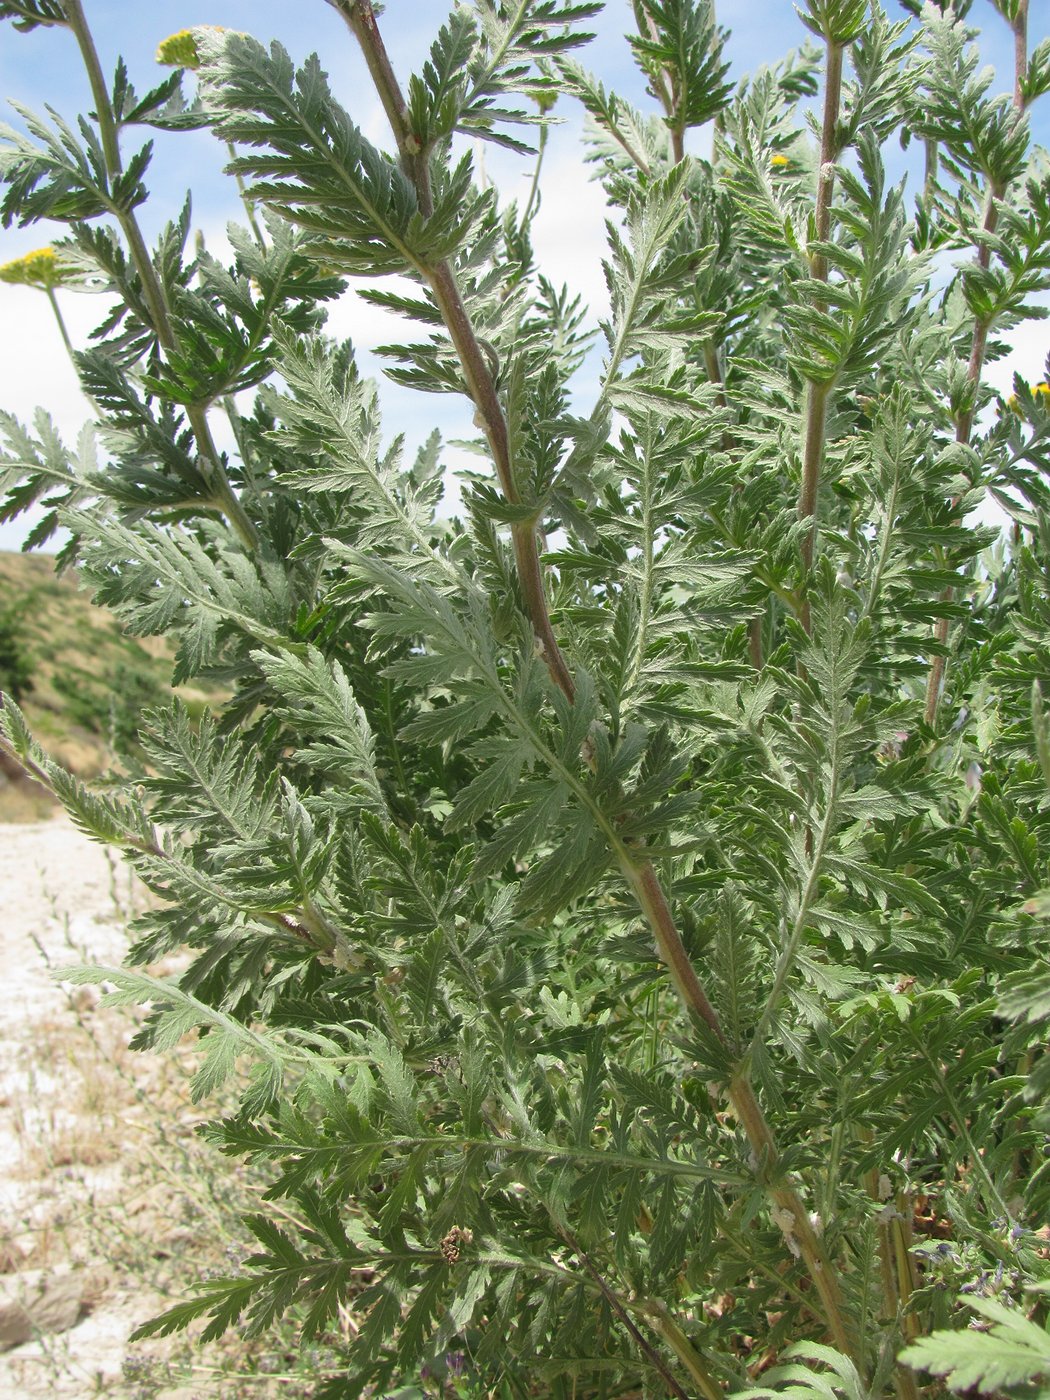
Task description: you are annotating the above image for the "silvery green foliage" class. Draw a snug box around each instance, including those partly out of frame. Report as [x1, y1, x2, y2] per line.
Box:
[3, 0, 1050, 1395]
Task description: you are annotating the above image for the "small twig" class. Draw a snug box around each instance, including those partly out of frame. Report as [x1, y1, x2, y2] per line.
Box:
[520, 122, 547, 231]
[227, 141, 267, 245]
[44, 285, 76, 362]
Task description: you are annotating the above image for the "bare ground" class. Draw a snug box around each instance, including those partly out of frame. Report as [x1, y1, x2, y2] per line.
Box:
[0, 816, 316, 1399]
[0, 815, 181, 1398]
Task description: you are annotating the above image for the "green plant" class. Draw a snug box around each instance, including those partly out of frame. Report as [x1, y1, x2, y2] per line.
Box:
[0, 600, 33, 702]
[51, 655, 170, 752]
[2, 0, 1050, 1395]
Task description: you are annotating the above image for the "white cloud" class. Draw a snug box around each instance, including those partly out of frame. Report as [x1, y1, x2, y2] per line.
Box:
[0, 279, 100, 553]
[983, 304, 1050, 396]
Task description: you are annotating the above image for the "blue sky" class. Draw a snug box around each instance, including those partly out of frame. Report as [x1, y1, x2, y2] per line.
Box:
[0, 1, 1047, 550]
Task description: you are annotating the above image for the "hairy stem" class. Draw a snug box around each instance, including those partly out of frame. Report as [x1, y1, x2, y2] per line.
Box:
[797, 37, 843, 633]
[338, 0, 574, 701]
[704, 344, 763, 668]
[863, 1153, 921, 1400]
[798, 381, 830, 635]
[922, 182, 1004, 729]
[641, 1299, 725, 1400]
[61, 0, 259, 553]
[923, 136, 939, 211]
[558, 1229, 692, 1400]
[520, 121, 547, 231]
[729, 1069, 856, 1359]
[1013, 0, 1029, 111]
[626, 859, 857, 1361]
[633, 0, 683, 161]
[923, 0, 1028, 727]
[227, 141, 267, 245]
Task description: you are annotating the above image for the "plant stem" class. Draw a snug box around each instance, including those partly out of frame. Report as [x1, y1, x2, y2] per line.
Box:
[798, 381, 830, 635]
[45, 286, 75, 363]
[624, 858, 721, 1038]
[226, 141, 267, 245]
[633, 0, 683, 162]
[703, 345, 763, 668]
[923, 137, 939, 212]
[337, 0, 574, 701]
[558, 1229, 693, 1400]
[520, 122, 547, 231]
[862, 1154, 921, 1400]
[342, 2, 859, 1364]
[626, 859, 858, 1362]
[813, 41, 843, 276]
[728, 1068, 856, 1360]
[922, 181, 1004, 729]
[923, 0, 1028, 728]
[61, 0, 259, 554]
[797, 37, 843, 634]
[641, 1299, 725, 1400]
[1013, 0, 1029, 111]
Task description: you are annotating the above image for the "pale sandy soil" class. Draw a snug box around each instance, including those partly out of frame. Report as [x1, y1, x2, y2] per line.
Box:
[0, 814, 347, 1399]
[0, 816, 188, 1399]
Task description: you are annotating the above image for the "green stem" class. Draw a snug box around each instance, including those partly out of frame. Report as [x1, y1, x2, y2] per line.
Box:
[641, 1300, 725, 1400]
[749, 784, 837, 1056]
[61, 0, 258, 554]
[923, 137, 939, 212]
[911, 1034, 1014, 1222]
[798, 381, 830, 633]
[341, 2, 859, 1366]
[924, 0, 1028, 728]
[922, 183, 1003, 729]
[520, 122, 547, 231]
[226, 141, 267, 244]
[558, 1229, 692, 1400]
[862, 448, 901, 623]
[45, 285, 75, 363]
[728, 1067, 857, 1360]
[704, 347, 763, 668]
[797, 36, 843, 633]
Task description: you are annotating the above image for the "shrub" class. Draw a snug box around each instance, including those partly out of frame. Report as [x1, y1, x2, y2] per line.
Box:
[0, 601, 33, 703]
[52, 655, 170, 752]
[2, 0, 1050, 1395]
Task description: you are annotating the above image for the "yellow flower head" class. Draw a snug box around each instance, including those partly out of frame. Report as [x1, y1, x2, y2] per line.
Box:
[1006, 382, 1050, 414]
[156, 29, 202, 68]
[0, 246, 66, 290]
[156, 25, 241, 69]
[771, 153, 791, 168]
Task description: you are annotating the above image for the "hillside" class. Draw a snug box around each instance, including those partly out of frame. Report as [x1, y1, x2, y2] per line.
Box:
[0, 550, 212, 820]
